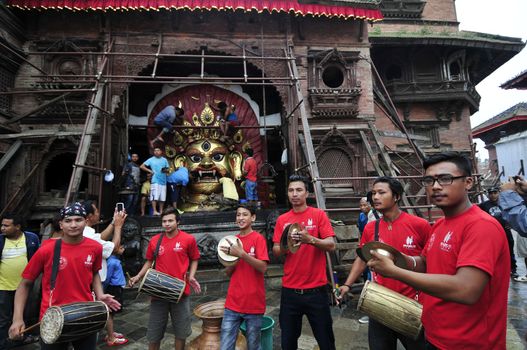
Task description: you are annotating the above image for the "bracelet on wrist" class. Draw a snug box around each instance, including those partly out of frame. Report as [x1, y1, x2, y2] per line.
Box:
[409, 256, 417, 271]
[342, 284, 352, 290]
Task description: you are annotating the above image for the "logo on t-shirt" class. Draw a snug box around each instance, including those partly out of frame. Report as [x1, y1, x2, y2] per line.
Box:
[305, 218, 316, 231]
[403, 236, 416, 250]
[84, 254, 94, 268]
[249, 246, 255, 257]
[174, 242, 183, 252]
[440, 231, 453, 252]
[489, 206, 501, 217]
[59, 256, 68, 270]
[158, 245, 165, 256]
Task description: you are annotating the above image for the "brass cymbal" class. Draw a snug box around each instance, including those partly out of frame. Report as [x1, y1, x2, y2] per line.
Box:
[361, 241, 407, 270]
[286, 223, 303, 254]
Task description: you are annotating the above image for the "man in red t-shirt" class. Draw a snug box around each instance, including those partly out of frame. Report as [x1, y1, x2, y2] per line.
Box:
[338, 176, 430, 350]
[243, 148, 258, 205]
[219, 205, 269, 350]
[272, 175, 336, 350]
[129, 207, 200, 350]
[369, 152, 510, 350]
[9, 203, 120, 350]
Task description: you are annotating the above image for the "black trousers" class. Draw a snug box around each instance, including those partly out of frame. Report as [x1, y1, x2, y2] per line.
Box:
[368, 318, 425, 350]
[0, 290, 15, 349]
[279, 287, 335, 350]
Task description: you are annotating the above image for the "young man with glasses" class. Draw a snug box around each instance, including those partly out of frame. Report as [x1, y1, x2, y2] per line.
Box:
[368, 152, 510, 350]
[338, 177, 430, 350]
[272, 175, 336, 350]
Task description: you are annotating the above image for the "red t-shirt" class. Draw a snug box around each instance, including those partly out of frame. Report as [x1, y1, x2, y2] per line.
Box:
[225, 231, 269, 314]
[22, 238, 102, 320]
[244, 157, 257, 182]
[272, 206, 335, 289]
[422, 205, 510, 350]
[146, 230, 200, 296]
[360, 212, 430, 300]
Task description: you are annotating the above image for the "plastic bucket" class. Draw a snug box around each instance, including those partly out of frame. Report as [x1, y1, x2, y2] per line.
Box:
[240, 315, 274, 350]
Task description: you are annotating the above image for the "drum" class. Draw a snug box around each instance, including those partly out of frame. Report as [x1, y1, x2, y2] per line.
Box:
[40, 301, 109, 344]
[138, 268, 186, 303]
[217, 235, 243, 267]
[357, 280, 423, 340]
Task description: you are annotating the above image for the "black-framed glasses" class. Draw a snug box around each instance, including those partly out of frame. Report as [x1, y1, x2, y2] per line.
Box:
[421, 175, 467, 187]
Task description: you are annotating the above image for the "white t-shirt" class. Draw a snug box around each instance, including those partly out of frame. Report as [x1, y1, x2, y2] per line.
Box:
[83, 226, 115, 282]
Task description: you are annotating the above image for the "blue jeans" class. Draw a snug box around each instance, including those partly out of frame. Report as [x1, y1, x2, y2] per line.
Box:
[221, 308, 262, 350]
[279, 287, 335, 350]
[122, 192, 138, 215]
[368, 318, 425, 350]
[245, 180, 258, 201]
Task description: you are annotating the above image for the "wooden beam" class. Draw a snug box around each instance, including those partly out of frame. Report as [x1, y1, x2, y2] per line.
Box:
[0, 140, 22, 172]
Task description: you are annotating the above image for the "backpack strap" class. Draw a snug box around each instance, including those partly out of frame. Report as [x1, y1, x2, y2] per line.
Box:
[152, 233, 164, 269]
[50, 239, 62, 306]
[374, 219, 381, 242]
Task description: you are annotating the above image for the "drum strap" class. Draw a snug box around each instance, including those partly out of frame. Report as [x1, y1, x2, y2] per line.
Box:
[152, 233, 164, 269]
[374, 219, 380, 241]
[50, 239, 62, 306]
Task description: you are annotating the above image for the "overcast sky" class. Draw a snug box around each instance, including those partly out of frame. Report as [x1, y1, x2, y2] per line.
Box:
[455, 0, 527, 158]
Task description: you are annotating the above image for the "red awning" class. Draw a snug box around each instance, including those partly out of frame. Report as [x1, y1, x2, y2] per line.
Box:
[6, 0, 383, 21]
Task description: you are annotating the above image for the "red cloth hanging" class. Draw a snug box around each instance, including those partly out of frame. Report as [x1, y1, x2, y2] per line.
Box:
[7, 0, 383, 21]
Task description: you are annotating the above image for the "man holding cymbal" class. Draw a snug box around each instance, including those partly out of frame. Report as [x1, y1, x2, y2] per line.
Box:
[272, 175, 336, 350]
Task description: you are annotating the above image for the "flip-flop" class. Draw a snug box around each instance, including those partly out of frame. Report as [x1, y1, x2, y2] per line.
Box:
[106, 337, 129, 347]
[513, 276, 527, 282]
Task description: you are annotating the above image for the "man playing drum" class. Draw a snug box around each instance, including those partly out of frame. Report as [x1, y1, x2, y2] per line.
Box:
[338, 176, 431, 350]
[129, 207, 201, 350]
[219, 205, 269, 350]
[368, 152, 510, 350]
[8, 202, 121, 350]
[272, 175, 336, 350]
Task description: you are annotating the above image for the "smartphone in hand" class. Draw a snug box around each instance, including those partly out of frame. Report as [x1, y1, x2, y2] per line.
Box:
[116, 202, 125, 212]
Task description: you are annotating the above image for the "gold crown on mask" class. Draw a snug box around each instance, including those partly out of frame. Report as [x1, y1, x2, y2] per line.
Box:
[170, 103, 245, 150]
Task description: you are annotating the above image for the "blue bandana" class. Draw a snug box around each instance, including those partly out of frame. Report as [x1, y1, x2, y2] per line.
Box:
[60, 202, 87, 219]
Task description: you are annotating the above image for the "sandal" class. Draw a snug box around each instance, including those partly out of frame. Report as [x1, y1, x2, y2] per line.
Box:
[106, 337, 129, 347]
[513, 275, 527, 282]
[104, 332, 125, 341]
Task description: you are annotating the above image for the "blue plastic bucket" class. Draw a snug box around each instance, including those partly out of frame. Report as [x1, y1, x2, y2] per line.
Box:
[240, 315, 274, 350]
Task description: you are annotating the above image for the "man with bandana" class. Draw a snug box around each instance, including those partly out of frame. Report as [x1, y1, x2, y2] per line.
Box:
[8, 203, 121, 350]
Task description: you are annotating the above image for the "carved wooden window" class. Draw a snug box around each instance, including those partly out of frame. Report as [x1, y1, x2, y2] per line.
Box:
[318, 148, 353, 184]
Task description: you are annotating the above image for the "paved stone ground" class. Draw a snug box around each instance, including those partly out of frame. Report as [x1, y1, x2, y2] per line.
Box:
[16, 233, 527, 350]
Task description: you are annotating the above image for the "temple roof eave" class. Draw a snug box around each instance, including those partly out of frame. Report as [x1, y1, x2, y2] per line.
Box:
[6, 0, 383, 21]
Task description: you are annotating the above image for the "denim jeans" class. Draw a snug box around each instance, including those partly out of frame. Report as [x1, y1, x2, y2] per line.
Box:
[121, 192, 139, 215]
[368, 318, 425, 350]
[279, 287, 335, 350]
[0, 290, 15, 349]
[221, 308, 262, 350]
[245, 180, 258, 201]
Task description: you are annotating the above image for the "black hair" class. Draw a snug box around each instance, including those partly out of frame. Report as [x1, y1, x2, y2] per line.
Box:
[423, 151, 472, 176]
[217, 101, 227, 112]
[373, 176, 404, 202]
[236, 204, 256, 216]
[81, 200, 97, 216]
[1, 212, 23, 227]
[161, 207, 181, 222]
[246, 148, 254, 157]
[288, 174, 311, 191]
[366, 191, 373, 205]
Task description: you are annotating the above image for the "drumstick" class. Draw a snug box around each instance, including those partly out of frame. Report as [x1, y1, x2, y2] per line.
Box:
[20, 322, 40, 334]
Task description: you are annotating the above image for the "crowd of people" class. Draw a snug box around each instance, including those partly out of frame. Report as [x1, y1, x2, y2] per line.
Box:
[1, 151, 526, 350]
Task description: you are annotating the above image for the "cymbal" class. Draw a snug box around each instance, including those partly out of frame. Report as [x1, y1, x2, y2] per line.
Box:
[361, 241, 407, 270]
[286, 223, 303, 254]
[217, 235, 243, 267]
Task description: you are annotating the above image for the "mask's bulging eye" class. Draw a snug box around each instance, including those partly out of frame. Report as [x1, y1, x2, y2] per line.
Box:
[190, 155, 202, 163]
[212, 154, 224, 162]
